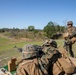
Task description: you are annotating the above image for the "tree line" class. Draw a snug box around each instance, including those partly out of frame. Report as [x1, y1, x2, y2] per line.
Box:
[0, 21, 65, 39]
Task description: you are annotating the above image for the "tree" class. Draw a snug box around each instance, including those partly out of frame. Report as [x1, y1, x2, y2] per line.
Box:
[28, 25, 35, 31]
[43, 21, 56, 38]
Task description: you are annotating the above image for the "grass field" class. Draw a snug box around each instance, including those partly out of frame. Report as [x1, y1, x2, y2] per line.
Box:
[0, 36, 76, 67]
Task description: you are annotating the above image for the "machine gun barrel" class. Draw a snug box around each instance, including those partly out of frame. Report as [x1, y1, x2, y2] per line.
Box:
[14, 46, 22, 52]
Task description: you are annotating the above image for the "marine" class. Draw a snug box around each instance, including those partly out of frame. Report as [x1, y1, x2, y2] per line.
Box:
[63, 21, 76, 57]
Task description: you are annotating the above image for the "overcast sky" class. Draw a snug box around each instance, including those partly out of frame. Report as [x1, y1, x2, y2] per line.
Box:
[0, 0, 76, 29]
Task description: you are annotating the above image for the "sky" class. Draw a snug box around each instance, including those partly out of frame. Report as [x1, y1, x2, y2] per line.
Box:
[0, 0, 76, 29]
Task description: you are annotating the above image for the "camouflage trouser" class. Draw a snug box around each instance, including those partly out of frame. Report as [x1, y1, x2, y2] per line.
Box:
[63, 40, 74, 57]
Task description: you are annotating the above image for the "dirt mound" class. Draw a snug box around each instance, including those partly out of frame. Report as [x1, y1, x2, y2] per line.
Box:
[19, 38, 32, 42]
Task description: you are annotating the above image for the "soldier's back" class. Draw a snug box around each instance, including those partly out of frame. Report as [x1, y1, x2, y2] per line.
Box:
[16, 58, 44, 75]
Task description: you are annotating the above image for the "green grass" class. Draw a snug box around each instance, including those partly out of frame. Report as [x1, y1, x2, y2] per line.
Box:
[56, 39, 64, 48]
[0, 41, 42, 50]
[0, 37, 10, 45]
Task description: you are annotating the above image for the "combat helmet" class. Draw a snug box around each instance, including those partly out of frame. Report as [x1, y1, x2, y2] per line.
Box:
[22, 44, 40, 59]
[67, 21, 73, 26]
[43, 39, 57, 48]
[49, 39, 57, 48]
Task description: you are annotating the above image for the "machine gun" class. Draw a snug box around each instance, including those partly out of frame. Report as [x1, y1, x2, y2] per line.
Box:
[14, 45, 44, 56]
[64, 39, 72, 52]
[63, 32, 72, 51]
[14, 46, 22, 52]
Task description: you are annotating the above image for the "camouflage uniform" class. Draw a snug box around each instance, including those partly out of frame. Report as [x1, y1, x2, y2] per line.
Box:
[16, 44, 59, 75]
[63, 21, 76, 57]
[42, 39, 62, 75]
